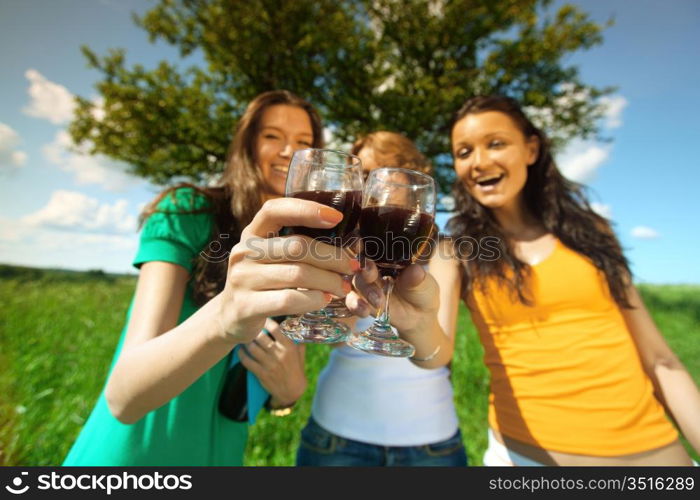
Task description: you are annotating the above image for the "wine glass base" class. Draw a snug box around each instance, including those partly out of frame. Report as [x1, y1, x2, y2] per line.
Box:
[346, 332, 416, 358]
[281, 314, 351, 344]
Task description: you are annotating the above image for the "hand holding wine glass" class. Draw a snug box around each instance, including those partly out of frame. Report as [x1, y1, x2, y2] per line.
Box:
[280, 148, 363, 344]
[346, 167, 437, 357]
[217, 196, 358, 345]
[348, 259, 441, 329]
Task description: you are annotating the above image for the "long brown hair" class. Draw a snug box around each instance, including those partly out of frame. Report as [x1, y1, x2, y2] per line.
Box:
[446, 95, 632, 308]
[220, 90, 324, 228]
[142, 90, 324, 305]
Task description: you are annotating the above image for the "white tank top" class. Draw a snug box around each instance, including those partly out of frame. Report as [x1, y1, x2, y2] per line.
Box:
[311, 316, 459, 446]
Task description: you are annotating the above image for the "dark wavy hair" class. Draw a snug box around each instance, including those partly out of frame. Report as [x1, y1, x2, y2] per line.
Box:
[446, 95, 632, 308]
[141, 90, 324, 306]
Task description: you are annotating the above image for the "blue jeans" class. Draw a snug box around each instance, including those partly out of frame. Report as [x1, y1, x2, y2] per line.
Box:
[296, 417, 468, 466]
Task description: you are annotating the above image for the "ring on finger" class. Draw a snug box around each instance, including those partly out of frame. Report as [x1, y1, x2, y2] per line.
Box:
[254, 338, 274, 350]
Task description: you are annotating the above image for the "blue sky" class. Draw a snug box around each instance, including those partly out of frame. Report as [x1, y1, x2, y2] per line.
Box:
[0, 0, 698, 283]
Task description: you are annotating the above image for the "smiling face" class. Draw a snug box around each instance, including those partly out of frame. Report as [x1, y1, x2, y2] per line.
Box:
[255, 104, 314, 197]
[451, 111, 539, 214]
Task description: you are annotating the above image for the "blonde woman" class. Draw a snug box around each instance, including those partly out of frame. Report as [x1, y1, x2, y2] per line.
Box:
[296, 131, 467, 467]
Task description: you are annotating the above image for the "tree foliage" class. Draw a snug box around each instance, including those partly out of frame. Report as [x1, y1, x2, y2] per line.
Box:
[70, 0, 613, 190]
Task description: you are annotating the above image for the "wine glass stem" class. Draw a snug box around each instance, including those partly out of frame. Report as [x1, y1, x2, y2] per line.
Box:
[371, 275, 395, 338]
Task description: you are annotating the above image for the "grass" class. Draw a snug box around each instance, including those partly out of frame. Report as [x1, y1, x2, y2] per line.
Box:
[0, 266, 134, 466]
[0, 265, 698, 466]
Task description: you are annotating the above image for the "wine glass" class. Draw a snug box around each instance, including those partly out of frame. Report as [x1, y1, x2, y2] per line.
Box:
[280, 148, 363, 344]
[346, 167, 436, 357]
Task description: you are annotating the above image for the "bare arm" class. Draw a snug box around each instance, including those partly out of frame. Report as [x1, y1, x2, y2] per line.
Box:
[428, 239, 462, 361]
[401, 238, 463, 368]
[105, 262, 234, 424]
[621, 285, 700, 454]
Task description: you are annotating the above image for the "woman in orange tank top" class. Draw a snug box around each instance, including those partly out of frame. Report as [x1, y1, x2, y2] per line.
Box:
[346, 95, 699, 465]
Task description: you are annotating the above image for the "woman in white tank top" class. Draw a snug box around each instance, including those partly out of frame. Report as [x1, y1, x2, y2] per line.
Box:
[295, 132, 466, 466]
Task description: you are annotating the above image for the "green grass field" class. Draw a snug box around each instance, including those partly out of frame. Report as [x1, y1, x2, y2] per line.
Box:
[1, 265, 698, 466]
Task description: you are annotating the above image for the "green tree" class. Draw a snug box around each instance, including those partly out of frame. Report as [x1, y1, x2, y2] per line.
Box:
[70, 0, 612, 191]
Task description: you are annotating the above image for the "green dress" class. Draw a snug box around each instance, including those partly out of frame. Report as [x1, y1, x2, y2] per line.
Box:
[63, 187, 248, 466]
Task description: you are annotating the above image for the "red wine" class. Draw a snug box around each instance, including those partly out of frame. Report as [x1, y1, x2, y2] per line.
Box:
[290, 190, 362, 247]
[359, 205, 434, 277]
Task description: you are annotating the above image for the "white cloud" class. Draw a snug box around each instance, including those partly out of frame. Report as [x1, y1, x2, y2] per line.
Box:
[1, 217, 136, 250]
[62, 233, 137, 251]
[631, 226, 660, 239]
[0, 216, 24, 244]
[558, 140, 611, 183]
[22, 69, 76, 124]
[43, 130, 140, 192]
[590, 202, 612, 220]
[91, 96, 106, 121]
[599, 95, 628, 129]
[0, 215, 138, 273]
[526, 88, 628, 152]
[21, 71, 139, 191]
[534, 91, 626, 185]
[21, 190, 138, 234]
[0, 123, 28, 169]
[12, 151, 28, 164]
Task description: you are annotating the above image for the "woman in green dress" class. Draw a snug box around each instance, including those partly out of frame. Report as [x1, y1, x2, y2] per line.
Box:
[63, 90, 356, 465]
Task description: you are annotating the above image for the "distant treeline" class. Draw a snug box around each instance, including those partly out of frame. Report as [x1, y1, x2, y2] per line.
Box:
[0, 264, 136, 283]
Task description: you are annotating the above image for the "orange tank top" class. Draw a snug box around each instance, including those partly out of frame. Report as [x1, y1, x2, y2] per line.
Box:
[468, 239, 678, 456]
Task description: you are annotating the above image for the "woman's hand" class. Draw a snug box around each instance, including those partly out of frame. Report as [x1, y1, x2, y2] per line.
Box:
[214, 198, 360, 345]
[345, 259, 440, 337]
[239, 318, 307, 407]
[346, 249, 458, 368]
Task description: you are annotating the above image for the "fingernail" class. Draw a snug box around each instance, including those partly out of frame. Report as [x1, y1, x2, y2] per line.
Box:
[350, 258, 361, 272]
[342, 280, 352, 294]
[323, 292, 334, 303]
[319, 206, 343, 226]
